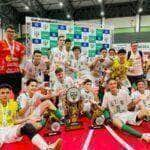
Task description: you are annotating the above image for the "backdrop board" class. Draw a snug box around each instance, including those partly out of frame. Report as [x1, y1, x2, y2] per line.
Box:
[25, 17, 112, 59]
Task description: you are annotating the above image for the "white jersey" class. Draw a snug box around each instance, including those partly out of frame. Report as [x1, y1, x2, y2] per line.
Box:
[81, 88, 95, 112]
[52, 77, 74, 115]
[52, 76, 74, 93]
[127, 51, 143, 76]
[17, 92, 44, 117]
[102, 89, 131, 116]
[0, 125, 22, 147]
[69, 54, 90, 78]
[50, 47, 66, 72]
[131, 90, 150, 110]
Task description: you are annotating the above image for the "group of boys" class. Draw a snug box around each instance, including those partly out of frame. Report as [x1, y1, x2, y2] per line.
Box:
[0, 25, 149, 149]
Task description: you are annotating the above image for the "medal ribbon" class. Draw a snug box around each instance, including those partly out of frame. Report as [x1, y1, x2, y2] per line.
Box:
[0, 102, 9, 126]
[5, 39, 15, 57]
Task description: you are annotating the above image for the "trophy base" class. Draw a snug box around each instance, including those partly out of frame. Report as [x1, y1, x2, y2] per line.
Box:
[145, 116, 150, 122]
[65, 122, 83, 131]
[44, 131, 61, 137]
[90, 124, 103, 129]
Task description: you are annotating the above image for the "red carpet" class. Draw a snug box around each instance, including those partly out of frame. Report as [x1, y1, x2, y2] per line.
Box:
[2, 119, 150, 150]
[89, 128, 124, 150]
[114, 121, 150, 150]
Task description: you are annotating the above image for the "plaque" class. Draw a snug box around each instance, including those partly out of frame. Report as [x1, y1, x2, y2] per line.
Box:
[44, 110, 61, 136]
[90, 104, 104, 129]
[65, 87, 83, 131]
[49, 121, 61, 136]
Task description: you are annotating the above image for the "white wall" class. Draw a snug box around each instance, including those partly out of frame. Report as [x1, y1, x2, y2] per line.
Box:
[141, 15, 150, 26]
[76, 15, 150, 29]
[105, 16, 136, 28]
[22, 15, 150, 34]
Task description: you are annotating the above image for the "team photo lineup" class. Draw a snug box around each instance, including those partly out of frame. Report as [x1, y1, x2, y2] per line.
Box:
[0, 22, 149, 149]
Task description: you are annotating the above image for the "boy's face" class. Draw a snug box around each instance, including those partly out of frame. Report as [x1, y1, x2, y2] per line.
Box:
[108, 80, 117, 92]
[58, 37, 64, 47]
[6, 28, 15, 40]
[56, 71, 64, 81]
[137, 82, 145, 91]
[118, 53, 126, 61]
[73, 49, 81, 57]
[109, 50, 115, 57]
[0, 88, 10, 102]
[65, 42, 71, 49]
[131, 43, 138, 53]
[101, 50, 107, 58]
[33, 53, 42, 62]
[27, 81, 37, 93]
[84, 82, 92, 91]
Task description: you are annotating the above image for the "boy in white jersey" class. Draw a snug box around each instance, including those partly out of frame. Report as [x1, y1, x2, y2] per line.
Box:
[52, 67, 74, 115]
[127, 41, 144, 85]
[81, 79, 99, 113]
[131, 80, 150, 115]
[66, 46, 90, 79]
[50, 36, 65, 72]
[0, 83, 62, 150]
[17, 79, 63, 129]
[102, 78, 150, 142]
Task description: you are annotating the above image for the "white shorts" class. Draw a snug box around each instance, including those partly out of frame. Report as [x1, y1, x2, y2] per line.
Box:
[112, 111, 142, 125]
[0, 125, 22, 147]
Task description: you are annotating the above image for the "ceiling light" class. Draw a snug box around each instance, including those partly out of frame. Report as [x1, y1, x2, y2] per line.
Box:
[67, 14, 71, 19]
[25, 6, 29, 10]
[98, 0, 103, 3]
[59, 2, 63, 7]
[138, 7, 143, 13]
[100, 11, 104, 16]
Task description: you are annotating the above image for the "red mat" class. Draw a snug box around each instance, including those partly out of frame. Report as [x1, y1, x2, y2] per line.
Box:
[89, 128, 124, 150]
[2, 119, 150, 150]
[114, 121, 150, 150]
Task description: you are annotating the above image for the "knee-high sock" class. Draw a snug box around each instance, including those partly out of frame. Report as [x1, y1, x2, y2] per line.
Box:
[122, 124, 142, 138]
[54, 109, 63, 119]
[32, 134, 48, 150]
[103, 109, 110, 120]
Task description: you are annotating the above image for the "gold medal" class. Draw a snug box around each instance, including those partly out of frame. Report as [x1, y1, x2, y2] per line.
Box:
[6, 55, 12, 62]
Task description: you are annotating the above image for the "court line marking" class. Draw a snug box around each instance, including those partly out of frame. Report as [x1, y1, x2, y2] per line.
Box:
[105, 125, 135, 150]
[82, 129, 94, 150]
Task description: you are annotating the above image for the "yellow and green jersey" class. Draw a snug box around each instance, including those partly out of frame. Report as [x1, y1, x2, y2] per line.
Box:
[0, 99, 18, 127]
[110, 58, 132, 80]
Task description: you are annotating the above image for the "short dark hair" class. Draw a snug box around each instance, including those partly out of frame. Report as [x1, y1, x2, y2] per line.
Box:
[33, 50, 42, 55]
[100, 48, 107, 53]
[5, 25, 15, 31]
[106, 78, 116, 84]
[0, 83, 12, 90]
[58, 35, 64, 41]
[131, 41, 138, 45]
[83, 79, 92, 85]
[136, 79, 145, 85]
[72, 46, 81, 53]
[109, 48, 116, 53]
[118, 49, 126, 54]
[26, 79, 38, 86]
[65, 38, 71, 43]
[55, 67, 63, 74]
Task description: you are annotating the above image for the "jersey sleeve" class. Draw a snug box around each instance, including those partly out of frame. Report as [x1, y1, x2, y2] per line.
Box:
[126, 92, 132, 105]
[17, 42, 26, 58]
[102, 92, 109, 108]
[17, 94, 27, 109]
